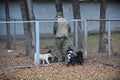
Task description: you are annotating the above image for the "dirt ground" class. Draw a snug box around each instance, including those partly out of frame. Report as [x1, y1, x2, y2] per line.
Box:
[0, 42, 120, 80]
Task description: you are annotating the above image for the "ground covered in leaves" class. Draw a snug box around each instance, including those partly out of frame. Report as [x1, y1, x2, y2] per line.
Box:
[0, 53, 120, 80]
[0, 38, 120, 80]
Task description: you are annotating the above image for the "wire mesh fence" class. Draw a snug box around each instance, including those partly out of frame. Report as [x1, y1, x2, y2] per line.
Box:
[0, 19, 120, 69]
[87, 19, 120, 57]
[0, 19, 87, 69]
[110, 20, 120, 56]
[0, 21, 33, 69]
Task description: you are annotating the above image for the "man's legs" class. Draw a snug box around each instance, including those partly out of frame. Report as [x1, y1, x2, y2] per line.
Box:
[61, 38, 68, 62]
[53, 38, 61, 63]
[53, 38, 68, 62]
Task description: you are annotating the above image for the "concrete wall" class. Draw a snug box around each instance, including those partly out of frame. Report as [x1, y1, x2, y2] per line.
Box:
[0, 2, 120, 36]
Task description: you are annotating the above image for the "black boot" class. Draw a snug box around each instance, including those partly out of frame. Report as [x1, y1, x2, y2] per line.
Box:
[52, 57, 58, 63]
[61, 56, 65, 62]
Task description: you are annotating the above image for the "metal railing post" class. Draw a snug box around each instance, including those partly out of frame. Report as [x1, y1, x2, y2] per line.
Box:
[35, 21, 40, 65]
[108, 21, 111, 57]
[13, 20, 16, 50]
[75, 20, 78, 51]
[84, 20, 88, 58]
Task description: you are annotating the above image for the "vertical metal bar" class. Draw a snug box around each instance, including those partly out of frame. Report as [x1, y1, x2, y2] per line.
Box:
[13, 20, 16, 50]
[84, 20, 88, 58]
[35, 21, 40, 65]
[108, 21, 111, 57]
[75, 20, 78, 51]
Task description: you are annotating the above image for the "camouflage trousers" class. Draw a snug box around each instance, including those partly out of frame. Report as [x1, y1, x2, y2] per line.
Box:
[54, 37, 68, 59]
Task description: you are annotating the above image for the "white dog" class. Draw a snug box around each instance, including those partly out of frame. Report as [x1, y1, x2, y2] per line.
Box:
[34, 50, 53, 65]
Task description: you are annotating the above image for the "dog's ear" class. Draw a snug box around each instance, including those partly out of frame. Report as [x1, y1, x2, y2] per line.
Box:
[79, 51, 83, 54]
[47, 49, 52, 53]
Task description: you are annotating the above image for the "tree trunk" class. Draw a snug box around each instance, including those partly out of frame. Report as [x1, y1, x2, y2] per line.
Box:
[5, 0, 11, 49]
[72, 0, 83, 49]
[98, 0, 106, 53]
[26, 0, 36, 58]
[19, 0, 34, 59]
[55, 0, 63, 16]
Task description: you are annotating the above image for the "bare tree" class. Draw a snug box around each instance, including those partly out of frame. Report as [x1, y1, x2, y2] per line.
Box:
[98, 0, 106, 53]
[72, 0, 83, 49]
[55, 0, 63, 16]
[19, 0, 35, 59]
[26, 0, 36, 48]
[5, 0, 11, 49]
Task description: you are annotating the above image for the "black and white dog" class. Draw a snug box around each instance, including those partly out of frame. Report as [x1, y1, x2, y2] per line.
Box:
[67, 47, 83, 66]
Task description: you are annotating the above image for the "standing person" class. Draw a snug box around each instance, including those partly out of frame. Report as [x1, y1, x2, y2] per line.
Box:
[53, 12, 71, 63]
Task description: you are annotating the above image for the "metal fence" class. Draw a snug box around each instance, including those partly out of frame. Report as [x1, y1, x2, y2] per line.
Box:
[86, 19, 120, 57]
[0, 19, 120, 69]
[0, 19, 87, 68]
